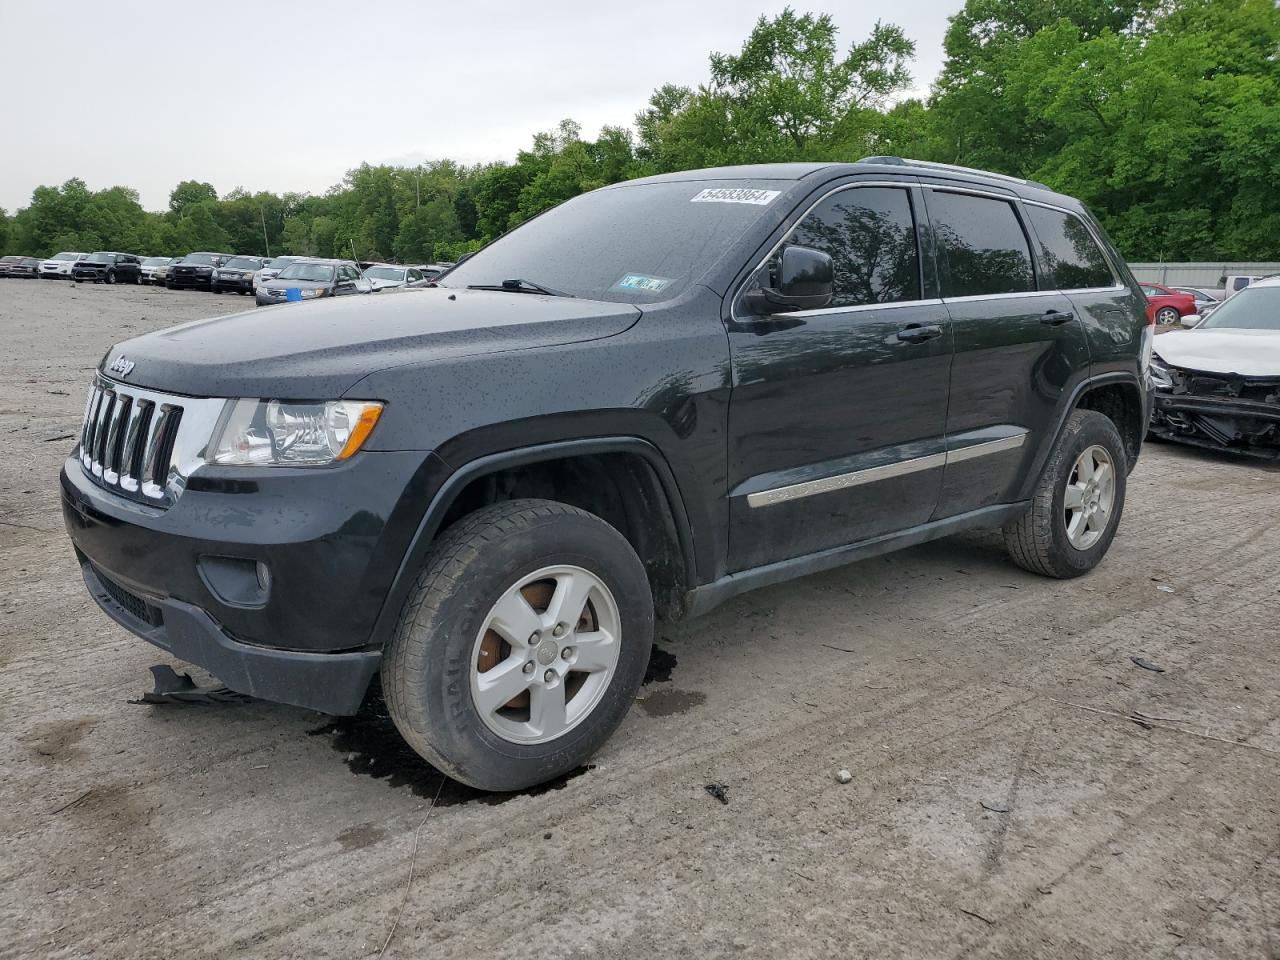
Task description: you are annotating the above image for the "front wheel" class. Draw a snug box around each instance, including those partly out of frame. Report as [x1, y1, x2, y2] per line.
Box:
[383, 499, 654, 792]
[1155, 306, 1179, 325]
[1003, 409, 1127, 578]
[104, 270, 115, 285]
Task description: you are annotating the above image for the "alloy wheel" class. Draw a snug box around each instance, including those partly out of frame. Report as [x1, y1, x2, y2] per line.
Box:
[1063, 444, 1115, 550]
[469, 564, 621, 745]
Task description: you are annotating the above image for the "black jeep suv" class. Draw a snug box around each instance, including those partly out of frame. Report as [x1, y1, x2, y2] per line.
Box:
[72, 252, 142, 284]
[167, 252, 230, 290]
[61, 159, 1151, 791]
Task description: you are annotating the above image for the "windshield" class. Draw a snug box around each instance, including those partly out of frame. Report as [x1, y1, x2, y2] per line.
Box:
[142, 257, 169, 266]
[54, 252, 84, 261]
[85, 252, 112, 263]
[224, 257, 260, 269]
[264, 257, 296, 270]
[276, 262, 335, 282]
[365, 266, 405, 280]
[439, 180, 787, 302]
[1198, 286, 1280, 331]
[183, 253, 219, 266]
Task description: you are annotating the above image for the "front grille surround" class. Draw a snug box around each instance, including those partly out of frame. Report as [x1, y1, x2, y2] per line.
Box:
[79, 375, 228, 508]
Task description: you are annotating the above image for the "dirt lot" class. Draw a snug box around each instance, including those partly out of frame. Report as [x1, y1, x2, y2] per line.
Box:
[2, 278, 1279, 960]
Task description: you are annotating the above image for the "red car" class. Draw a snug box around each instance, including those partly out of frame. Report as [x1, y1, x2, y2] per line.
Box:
[1139, 282, 1197, 324]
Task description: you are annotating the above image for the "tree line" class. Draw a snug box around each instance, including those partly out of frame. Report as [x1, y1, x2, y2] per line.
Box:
[2, 0, 1277, 265]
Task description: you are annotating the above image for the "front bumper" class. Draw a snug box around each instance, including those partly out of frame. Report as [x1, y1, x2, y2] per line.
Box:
[169, 271, 215, 288]
[1150, 391, 1280, 459]
[61, 448, 447, 713]
[79, 559, 380, 713]
[214, 274, 254, 292]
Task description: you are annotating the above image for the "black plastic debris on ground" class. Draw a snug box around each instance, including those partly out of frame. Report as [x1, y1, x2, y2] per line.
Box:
[980, 800, 1011, 813]
[1130, 656, 1166, 673]
[704, 782, 729, 805]
[129, 665, 253, 705]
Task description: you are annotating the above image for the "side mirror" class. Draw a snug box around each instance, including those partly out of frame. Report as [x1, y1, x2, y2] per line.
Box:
[1179, 313, 1202, 328]
[745, 245, 833, 315]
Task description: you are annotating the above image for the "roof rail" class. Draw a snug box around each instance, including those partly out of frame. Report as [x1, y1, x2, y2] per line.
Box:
[859, 156, 1049, 189]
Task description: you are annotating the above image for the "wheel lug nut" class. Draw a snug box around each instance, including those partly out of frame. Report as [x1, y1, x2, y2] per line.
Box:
[523, 662, 535, 675]
[553, 623, 567, 638]
[562, 647, 573, 660]
[544, 669, 556, 683]
[528, 632, 540, 645]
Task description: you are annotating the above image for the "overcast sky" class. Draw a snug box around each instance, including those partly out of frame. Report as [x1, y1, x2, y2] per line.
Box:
[0, 0, 955, 213]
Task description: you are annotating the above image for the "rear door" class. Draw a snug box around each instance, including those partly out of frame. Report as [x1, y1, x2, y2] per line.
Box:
[725, 179, 954, 571]
[920, 184, 1090, 518]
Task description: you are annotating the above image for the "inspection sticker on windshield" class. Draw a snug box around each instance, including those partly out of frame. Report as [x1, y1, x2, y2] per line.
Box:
[690, 187, 781, 205]
[613, 273, 673, 293]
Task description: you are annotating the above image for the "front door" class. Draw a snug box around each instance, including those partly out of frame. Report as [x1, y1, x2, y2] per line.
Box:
[918, 185, 1092, 518]
[725, 181, 953, 572]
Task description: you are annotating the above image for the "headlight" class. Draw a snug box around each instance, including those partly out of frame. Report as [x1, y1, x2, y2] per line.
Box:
[210, 399, 383, 466]
[298, 288, 328, 299]
[1150, 353, 1173, 389]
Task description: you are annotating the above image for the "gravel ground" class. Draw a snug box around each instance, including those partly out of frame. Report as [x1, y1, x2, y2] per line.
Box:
[2, 277, 1279, 959]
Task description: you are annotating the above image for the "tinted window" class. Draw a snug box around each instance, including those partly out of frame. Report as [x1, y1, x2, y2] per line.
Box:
[440, 180, 785, 303]
[930, 192, 1035, 297]
[787, 187, 920, 307]
[1026, 205, 1117, 289]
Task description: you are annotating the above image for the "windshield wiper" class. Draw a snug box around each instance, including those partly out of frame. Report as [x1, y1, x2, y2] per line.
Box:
[467, 278, 575, 298]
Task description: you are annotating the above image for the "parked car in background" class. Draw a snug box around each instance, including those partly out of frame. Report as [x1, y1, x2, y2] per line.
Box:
[363, 263, 428, 291]
[1150, 276, 1280, 459]
[0, 255, 21, 277]
[1172, 286, 1223, 319]
[40, 251, 88, 279]
[139, 257, 173, 285]
[1139, 282, 1197, 324]
[212, 256, 267, 295]
[5, 256, 43, 279]
[1223, 274, 1262, 297]
[167, 252, 230, 290]
[72, 252, 142, 284]
[252, 255, 304, 292]
[255, 258, 372, 305]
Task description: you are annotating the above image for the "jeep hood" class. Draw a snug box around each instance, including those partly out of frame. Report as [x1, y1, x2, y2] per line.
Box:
[1154, 328, 1280, 377]
[101, 288, 642, 398]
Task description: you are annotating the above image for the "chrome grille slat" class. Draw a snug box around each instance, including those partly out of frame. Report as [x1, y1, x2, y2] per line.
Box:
[76, 376, 226, 509]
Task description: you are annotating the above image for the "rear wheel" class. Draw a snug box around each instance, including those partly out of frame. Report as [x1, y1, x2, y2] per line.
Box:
[1003, 409, 1127, 578]
[383, 499, 654, 791]
[1155, 306, 1179, 325]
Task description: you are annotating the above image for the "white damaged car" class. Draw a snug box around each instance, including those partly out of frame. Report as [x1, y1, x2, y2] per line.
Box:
[1149, 276, 1280, 459]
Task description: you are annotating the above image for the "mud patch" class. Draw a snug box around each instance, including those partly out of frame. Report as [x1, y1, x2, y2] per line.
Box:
[638, 689, 706, 717]
[336, 823, 386, 851]
[23, 717, 96, 764]
[307, 688, 591, 806]
[644, 644, 678, 685]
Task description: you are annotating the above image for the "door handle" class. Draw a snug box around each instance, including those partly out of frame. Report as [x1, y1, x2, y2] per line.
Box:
[1040, 309, 1075, 326]
[896, 323, 943, 343]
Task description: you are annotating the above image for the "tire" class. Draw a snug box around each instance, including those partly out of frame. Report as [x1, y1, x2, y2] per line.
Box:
[104, 270, 115, 285]
[165, 281, 176, 290]
[1155, 306, 1179, 324]
[212, 286, 223, 294]
[1003, 409, 1127, 579]
[383, 499, 654, 791]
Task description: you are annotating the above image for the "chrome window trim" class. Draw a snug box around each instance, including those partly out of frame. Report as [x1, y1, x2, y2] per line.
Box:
[745, 432, 1028, 508]
[781, 298, 945, 319]
[922, 183, 1018, 201]
[730, 179, 925, 324]
[941, 289, 1061, 305]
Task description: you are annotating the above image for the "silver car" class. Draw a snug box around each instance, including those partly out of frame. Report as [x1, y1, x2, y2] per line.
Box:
[255, 258, 373, 306]
[139, 257, 173, 285]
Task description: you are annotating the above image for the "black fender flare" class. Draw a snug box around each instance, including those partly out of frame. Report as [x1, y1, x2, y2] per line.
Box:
[366, 436, 698, 651]
[1017, 371, 1148, 501]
